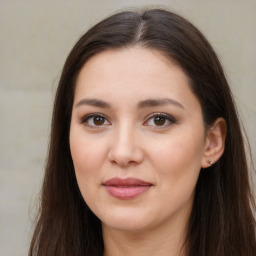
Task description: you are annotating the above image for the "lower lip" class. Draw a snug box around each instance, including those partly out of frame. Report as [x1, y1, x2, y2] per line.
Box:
[104, 185, 151, 199]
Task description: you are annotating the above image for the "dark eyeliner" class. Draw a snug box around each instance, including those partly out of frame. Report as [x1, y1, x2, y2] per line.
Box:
[80, 113, 106, 124]
[148, 112, 177, 124]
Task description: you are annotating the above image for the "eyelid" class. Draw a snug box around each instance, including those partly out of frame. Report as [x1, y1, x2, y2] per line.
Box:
[80, 112, 176, 129]
[143, 112, 177, 127]
[80, 113, 111, 128]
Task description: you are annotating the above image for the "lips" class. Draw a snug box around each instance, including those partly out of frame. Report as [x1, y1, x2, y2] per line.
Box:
[103, 177, 152, 199]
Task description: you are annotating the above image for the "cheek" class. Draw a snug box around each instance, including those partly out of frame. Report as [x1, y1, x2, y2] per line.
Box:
[71, 143, 104, 174]
[149, 131, 205, 186]
[150, 135, 204, 215]
[69, 129, 107, 207]
[69, 128, 109, 205]
[70, 126, 107, 173]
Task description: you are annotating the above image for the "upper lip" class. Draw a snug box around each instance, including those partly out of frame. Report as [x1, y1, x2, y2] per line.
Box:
[103, 177, 153, 186]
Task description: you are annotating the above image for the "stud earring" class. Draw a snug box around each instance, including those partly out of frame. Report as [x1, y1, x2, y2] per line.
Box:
[207, 160, 213, 165]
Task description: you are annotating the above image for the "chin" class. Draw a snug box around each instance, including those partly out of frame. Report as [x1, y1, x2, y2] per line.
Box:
[99, 207, 158, 233]
[103, 219, 152, 233]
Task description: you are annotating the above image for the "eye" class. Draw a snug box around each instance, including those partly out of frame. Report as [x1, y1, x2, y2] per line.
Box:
[81, 113, 111, 128]
[143, 113, 176, 128]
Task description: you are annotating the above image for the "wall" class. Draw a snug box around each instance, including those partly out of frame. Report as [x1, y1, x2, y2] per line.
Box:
[0, 0, 255, 255]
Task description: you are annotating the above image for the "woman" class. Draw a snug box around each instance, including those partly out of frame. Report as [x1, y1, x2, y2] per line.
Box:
[29, 8, 256, 256]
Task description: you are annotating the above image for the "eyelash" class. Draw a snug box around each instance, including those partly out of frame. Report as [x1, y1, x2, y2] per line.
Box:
[80, 112, 176, 129]
[81, 113, 111, 128]
[143, 112, 177, 128]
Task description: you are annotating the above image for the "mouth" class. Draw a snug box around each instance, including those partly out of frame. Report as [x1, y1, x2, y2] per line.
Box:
[103, 177, 153, 200]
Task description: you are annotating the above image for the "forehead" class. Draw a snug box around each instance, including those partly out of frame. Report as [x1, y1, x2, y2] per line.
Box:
[74, 47, 200, 112]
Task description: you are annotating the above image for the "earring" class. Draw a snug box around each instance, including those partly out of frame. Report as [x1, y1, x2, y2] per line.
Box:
[207, 160, 213, 165]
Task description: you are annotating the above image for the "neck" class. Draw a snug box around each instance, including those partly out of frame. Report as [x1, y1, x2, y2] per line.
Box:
[103, 215, 188, 256]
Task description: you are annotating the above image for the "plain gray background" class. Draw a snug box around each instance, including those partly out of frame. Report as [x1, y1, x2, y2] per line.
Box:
[0, 1, 255, 255]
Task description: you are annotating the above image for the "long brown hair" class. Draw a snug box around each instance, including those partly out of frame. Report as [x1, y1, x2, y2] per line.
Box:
[29, 9, 256, 256]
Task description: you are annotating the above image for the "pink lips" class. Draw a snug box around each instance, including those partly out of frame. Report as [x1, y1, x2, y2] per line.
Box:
[103, 178, 152, 199]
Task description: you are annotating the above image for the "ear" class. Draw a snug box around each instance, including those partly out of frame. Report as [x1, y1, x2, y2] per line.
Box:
[201, 117, 226, 168]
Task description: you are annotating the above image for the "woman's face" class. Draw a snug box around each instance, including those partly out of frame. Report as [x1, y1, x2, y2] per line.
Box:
[70, 47, 208, 233]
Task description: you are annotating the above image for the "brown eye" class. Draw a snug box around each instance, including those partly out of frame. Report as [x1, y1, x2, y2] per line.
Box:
[93, 116, 105, 125]
[153, 116, 166, 126]
[81, 113, 111, 128]
[144, 113, 176, 128]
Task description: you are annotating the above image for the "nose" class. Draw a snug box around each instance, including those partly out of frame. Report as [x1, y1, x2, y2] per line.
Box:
[108, 125, 144, 168]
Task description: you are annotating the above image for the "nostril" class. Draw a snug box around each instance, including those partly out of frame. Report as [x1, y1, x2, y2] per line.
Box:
[108, 146, 144, 167]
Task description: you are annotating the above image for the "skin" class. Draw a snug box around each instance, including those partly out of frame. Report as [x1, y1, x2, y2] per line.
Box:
[69, 47, 225, 256]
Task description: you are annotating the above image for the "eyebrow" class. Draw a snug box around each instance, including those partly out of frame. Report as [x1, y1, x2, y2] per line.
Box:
[75, 97, 184, 109]
[138, 98, 185, 109]
[75, 98, 111, 108]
